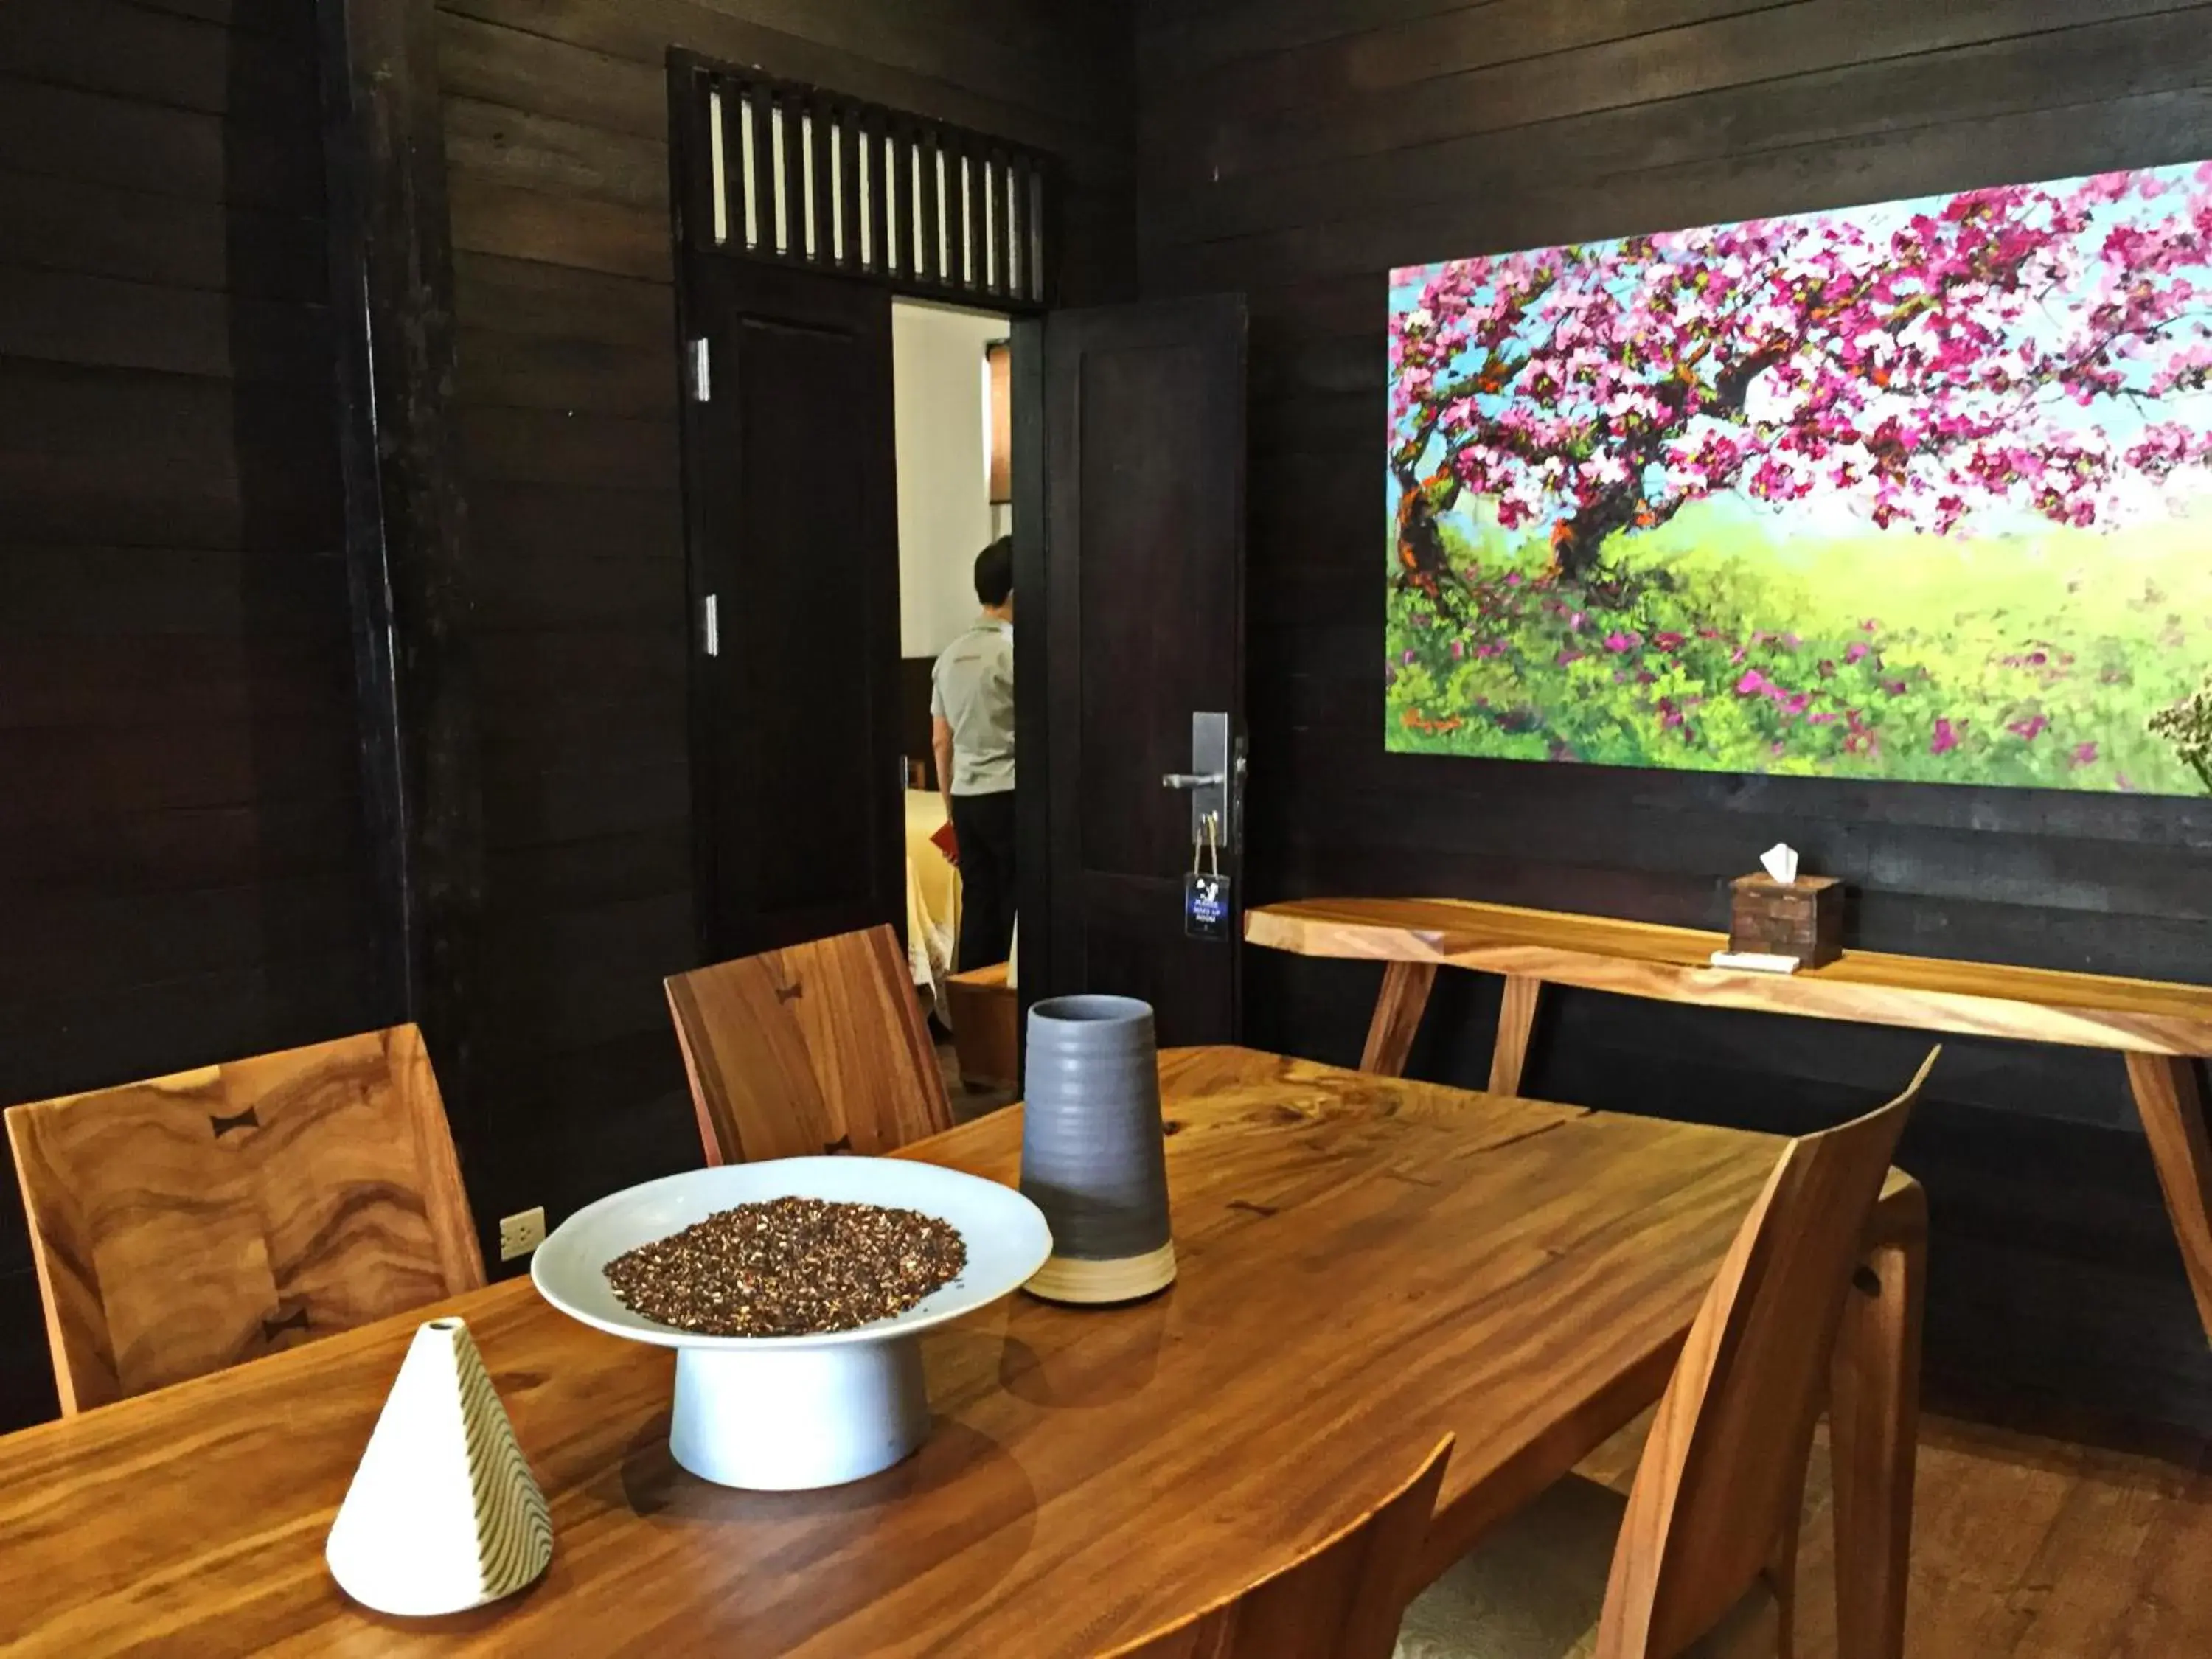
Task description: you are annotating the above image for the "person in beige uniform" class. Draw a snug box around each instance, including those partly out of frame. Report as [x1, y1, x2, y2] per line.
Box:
[931, 538, 1017, 970]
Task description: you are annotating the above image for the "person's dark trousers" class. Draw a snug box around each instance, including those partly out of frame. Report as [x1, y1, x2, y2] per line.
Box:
[950, 789, 1018, 970]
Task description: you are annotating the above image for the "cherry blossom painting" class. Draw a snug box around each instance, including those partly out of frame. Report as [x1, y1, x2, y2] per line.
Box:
[1386, 160, 2212, 794]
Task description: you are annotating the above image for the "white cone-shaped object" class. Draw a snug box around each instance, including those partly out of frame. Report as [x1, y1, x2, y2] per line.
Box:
[325, 1317, 553, 1617]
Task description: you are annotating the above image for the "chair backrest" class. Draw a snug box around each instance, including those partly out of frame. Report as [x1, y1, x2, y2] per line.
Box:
[1597, 1047, 1938, 1658]
[664, 924, 955, 1165]
[1107, 1437, 1453, 1659]
[4, 1024, 484, 1415]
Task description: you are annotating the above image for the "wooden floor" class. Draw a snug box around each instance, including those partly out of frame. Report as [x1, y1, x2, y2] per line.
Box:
[1581, 1413, 2212, 1657]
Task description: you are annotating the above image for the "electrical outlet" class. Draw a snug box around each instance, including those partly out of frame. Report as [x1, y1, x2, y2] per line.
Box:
[498, 1206, 546, 1262]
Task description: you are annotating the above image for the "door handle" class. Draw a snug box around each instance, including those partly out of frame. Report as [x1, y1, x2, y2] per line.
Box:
[1167, 714, 1233, 849]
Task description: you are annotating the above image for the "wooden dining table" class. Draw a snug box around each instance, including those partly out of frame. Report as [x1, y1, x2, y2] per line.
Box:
[0, 1046, 1924, 1658]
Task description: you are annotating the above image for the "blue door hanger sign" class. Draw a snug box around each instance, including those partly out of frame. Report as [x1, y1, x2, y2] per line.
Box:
[1183, 811, 1233, 942]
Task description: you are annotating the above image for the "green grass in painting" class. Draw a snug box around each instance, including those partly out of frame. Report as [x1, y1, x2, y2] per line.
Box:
[1383, 499, 2212, 794]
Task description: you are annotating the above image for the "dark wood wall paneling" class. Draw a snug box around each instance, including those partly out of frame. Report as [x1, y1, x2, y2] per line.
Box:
[432, 0, 1139, 1237]
[1135, 0, 2212, 1435]
[0, 0, 1133, 1434]
[0, 0, 382, 1427]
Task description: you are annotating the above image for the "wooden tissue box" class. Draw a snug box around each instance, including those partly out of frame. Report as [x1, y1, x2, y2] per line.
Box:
[1728, 873, 1843, 967]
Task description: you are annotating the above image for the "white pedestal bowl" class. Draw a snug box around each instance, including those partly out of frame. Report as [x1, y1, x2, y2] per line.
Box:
[531, 1157, 1051, 1491]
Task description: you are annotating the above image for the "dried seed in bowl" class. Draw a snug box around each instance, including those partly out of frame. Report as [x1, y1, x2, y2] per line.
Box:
[602, 1196, 967, 1337]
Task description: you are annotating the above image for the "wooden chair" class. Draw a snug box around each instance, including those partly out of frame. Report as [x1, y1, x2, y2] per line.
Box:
[1109, 1438, 1454, 1659]
[1395, 1048, 1938, 1659]
[4, 1024, 484, 1416]
[664, 923, 956, 1165]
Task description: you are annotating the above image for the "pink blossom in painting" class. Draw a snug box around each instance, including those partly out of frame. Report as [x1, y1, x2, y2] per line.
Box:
[1385, 159, 2212, 794]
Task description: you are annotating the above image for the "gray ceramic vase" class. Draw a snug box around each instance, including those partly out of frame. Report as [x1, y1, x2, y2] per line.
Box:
[1019, 995, 1177, 1304]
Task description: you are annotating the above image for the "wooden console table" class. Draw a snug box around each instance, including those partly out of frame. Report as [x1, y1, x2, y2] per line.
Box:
[1246, 896, 2212, 1344]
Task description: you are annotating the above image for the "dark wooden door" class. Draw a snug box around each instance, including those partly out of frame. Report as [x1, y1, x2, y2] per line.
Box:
[678, 258, 903, 961]
[1020, 296, 1248, 1045]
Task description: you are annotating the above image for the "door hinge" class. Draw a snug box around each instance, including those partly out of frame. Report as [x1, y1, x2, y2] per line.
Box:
[688, 337, 712, 403]
[701, 592, 720, 656]
[1231, 734, 1248, 855]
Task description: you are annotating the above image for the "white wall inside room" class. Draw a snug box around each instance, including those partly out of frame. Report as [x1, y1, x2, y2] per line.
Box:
[893, 298, 1009, 659]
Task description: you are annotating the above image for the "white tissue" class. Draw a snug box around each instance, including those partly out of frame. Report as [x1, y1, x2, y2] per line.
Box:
[1759, 842, 1800, 885]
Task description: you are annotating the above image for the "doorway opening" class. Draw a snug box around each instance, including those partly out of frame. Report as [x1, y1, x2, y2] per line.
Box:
[667, 52, 1051, 984]
[891, 297, 1020, 1118]
[669, 51, 1250, 1060]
